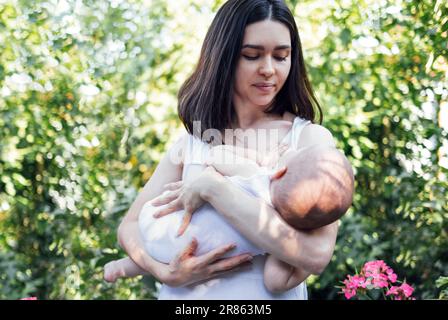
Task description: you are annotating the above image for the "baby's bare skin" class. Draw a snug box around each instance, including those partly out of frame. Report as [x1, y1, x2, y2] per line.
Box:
[206, 144, 288, 178]
[104, 257, 148, 283]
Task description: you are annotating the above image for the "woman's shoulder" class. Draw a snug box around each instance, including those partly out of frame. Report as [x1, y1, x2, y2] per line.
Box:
[166, 132, 190, 167]
[171, 131, 190, 149]
[172, 131, 206, 148]
[296, 123, 336, 149]
[173, 131, 212, 166]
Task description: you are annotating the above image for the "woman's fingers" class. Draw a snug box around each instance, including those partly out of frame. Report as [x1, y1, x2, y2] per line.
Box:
[167, 240, 254, 286]
[211, 261, 253, 278]
[176, 211, 193, 237]
[169, 237, 198, 274]
[194, 243, 237, 267]
[153, 199, 181, 218]
[176, 237, 198, 261]
[164, 181, 183, 191]
[150, 190, 180, 206]
[207, 253, 253, 275]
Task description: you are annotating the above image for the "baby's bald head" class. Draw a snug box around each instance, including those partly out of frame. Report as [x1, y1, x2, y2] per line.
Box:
[270, 145, 354, 230]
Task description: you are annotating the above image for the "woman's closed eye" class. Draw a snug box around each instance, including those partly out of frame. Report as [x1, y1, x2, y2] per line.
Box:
[242, 55, 288, 62]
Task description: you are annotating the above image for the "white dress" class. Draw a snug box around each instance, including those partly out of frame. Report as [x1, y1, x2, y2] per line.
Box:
[138, 116, 310, 299]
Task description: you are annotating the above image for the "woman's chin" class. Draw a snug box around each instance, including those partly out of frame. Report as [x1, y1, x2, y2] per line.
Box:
[251, 97, 276, 108]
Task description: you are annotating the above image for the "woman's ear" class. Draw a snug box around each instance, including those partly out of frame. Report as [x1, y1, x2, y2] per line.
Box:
[270, 166, 287, 181]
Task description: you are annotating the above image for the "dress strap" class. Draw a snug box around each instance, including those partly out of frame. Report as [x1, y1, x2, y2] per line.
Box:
[182, 134, 211, 180]
[289, 117, 311, 150]
[183, 135, 211, 164]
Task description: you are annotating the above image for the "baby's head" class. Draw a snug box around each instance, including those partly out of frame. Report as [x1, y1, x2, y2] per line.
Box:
[269, 145, 354, 230]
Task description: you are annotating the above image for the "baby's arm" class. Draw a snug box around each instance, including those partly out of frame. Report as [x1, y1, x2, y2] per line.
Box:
[206, 145, 263, 177]
[263, 255, 310, 293]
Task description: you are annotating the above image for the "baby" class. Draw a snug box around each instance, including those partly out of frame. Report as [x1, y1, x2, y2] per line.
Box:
[206, 143, 352, 230]
[104, 143, 353, 288]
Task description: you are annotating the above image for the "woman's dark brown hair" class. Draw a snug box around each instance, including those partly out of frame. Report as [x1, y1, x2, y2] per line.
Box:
[178, 0, 322, 139]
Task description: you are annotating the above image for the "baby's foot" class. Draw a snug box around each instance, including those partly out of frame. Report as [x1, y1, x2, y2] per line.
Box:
[103, 260, 125, 283]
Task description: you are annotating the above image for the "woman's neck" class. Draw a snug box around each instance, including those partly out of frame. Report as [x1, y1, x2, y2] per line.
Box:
[232, 100, 282, 130]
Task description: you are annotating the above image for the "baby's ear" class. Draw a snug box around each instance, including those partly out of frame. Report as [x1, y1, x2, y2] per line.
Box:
[270, 166, 287, 181]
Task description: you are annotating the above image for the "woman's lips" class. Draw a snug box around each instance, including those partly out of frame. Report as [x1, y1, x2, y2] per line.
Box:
[253, 83, 275, 93]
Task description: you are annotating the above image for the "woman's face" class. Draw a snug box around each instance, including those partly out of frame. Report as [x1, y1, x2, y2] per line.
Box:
[234, 19, 292, 110]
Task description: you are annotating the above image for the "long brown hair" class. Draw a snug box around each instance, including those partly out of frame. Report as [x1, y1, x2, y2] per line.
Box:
[178, 0, 322, 138]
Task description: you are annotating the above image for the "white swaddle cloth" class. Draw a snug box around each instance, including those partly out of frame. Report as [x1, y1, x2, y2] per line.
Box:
[138, 173, 272, 263]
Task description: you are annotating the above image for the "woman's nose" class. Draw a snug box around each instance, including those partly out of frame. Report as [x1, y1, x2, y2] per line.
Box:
[259, 57, 274, 77]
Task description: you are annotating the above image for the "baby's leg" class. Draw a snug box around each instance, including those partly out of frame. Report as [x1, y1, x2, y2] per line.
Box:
[103, 257, 148, 283]
[263, 254, 310, 293]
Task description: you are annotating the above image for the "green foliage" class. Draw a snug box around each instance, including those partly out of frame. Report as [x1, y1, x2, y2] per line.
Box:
[0, 0, 446, 299]
[0, 0, 183, 299]
[436, 276, 448, 300]
[298, 0, 448, 299]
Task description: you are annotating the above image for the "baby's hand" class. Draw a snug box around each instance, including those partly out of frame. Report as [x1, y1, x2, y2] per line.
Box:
[206, 145, 246, 167]
[206, 145, 261, 177]
[205, 145, 225, 167]
[257, 144, 289, 168]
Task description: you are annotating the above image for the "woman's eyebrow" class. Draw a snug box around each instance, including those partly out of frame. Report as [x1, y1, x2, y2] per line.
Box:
[242, 44, 291, 50]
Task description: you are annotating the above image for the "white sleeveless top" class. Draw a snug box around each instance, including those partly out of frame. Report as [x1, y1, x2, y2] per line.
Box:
[139, 116, 310, 300]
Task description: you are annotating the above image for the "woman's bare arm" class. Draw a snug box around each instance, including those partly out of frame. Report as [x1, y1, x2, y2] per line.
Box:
[202, 178, 339, 274]
[116, 134, 187, 279]
[201, 124, 350, 274]
[116, 134, 253, 285]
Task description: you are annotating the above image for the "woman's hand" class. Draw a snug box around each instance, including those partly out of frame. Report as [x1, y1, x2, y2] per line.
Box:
[150, 166, 225, 236]
[160, 237, 253, 287]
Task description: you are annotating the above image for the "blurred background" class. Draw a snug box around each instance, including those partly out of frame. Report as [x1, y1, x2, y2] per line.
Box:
[0, 0, 447, 299]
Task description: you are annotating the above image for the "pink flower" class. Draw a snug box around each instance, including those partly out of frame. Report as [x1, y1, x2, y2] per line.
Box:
[386, 286, 399, 294]
[386, 286, 403, 300]
[339, 260, 415, 300]
[360, 260, 397, 288]
[342, 275, 365, 299]
[400, 283, 414, 297]
[386, 268, 398, 283]
[386, 283, 414, 300]
[20, 297, 37, 300]
[342, 287, 357, 299]
[363, 260, 386, 271]
[351, 275, 366, 287]
[362, 260, 390, 277]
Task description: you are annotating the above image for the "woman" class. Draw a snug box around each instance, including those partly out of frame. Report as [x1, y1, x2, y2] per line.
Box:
[116, 0, 351, 299]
